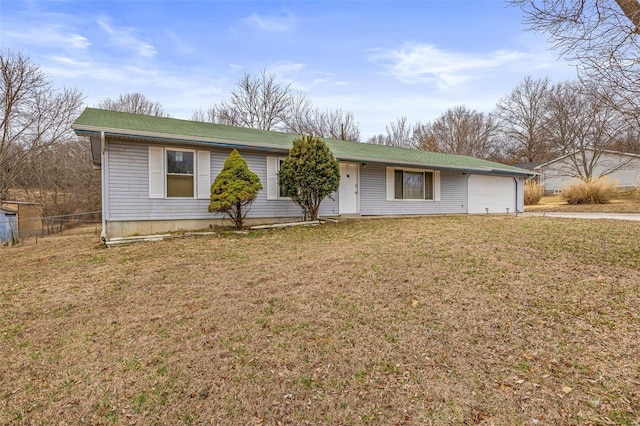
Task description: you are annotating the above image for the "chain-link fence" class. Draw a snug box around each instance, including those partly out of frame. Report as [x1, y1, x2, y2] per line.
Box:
[0, 210, 101, 245]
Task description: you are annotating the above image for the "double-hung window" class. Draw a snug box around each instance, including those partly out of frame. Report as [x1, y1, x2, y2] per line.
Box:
[166, 150, 194, 197]
[149, 146, 210, 199]
[387, 167, 440, 201]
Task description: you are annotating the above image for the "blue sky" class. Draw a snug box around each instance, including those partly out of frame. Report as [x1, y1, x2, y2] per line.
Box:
[1, 0, 578, 138]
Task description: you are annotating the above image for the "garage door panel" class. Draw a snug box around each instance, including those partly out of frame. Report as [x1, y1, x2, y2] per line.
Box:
[468, 175, 515, 214]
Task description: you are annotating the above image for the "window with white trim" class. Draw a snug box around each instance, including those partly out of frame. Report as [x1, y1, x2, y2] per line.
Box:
[386, 167, 440, 201]
[148, 146, 210, 199]
[167, 150, 194, 197]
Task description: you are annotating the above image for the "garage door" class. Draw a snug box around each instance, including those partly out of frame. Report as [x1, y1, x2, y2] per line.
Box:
[468, 175, 516, 214]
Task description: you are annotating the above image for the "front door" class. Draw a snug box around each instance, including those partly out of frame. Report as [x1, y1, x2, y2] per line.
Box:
[339, 162, 359, 214]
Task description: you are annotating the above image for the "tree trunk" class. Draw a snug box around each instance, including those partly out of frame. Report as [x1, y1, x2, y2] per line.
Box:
[235, 201, 243, 229]
[615, 0, 640, 33]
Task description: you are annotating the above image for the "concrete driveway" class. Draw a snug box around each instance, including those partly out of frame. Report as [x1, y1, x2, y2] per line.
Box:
[521, 212, 640, 221]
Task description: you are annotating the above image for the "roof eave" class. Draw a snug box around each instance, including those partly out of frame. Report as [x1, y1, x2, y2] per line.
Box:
[73, 125, 291, 153]
[73, 125, 534, 176]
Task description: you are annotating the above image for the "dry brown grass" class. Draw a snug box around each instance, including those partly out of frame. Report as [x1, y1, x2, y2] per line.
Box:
[523, 180, 543, 206]
[526, 189, 640, 213]
[561, 177, 618, 205]
[2, 216, 639, 425]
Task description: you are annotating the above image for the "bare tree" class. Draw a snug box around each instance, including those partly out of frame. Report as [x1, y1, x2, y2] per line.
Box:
[197, 71, 361, 139]
[414, 106, 499, 159]
[510, 0, 640, 128]
[545, 81, 629, 179]
[281, 92, 314, 134]
[23, 138, 100, 215]
[494, 76, 553, 163]
[191, 106, 217, 123]
[285, 103, 361, 141]
[322, 109, 360, 141]
[367, 116, 415, 147]
[0, 51, 84, 201]
[98, 92, 169, 117]
[608, 125, 640, 154]
[213, 70, 294, 131]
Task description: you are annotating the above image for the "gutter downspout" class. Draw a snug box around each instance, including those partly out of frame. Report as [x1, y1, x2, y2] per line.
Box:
[513, 177, 520, 214]
[100, 131, 107, 242]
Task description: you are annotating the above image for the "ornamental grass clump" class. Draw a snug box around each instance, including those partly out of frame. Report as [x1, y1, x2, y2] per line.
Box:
[209, 149, 262, 229]
[523, 179, 543, 205]
[561, 176, 617, 205]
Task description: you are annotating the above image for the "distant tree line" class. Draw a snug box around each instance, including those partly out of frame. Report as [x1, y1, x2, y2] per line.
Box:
[0, 50, 99, 219]
[367, 76, 640, 181]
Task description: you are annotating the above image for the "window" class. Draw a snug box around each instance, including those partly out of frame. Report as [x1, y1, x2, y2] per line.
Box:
[166, 150, 194, 197]
[149, 147, 210, 199]
[278, 159, 289, 198]
[387, 167, 439, 201]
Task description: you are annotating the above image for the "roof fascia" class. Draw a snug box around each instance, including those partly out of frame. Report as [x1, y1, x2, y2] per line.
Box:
[73, 126, 533, 177]
[72, 125, 290, 153]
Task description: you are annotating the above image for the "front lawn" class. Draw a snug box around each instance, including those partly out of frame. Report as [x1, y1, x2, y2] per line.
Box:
[1, 216, 639, 425]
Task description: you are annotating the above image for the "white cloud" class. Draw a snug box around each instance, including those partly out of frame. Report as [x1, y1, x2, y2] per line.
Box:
[268, 61, 306, 75]
[3, 25, 90, 50]
[241, 11, 296, 33]
[369, 43, 529, 89]
[39, 54, 227, 120]
[97, 17, 157, 58]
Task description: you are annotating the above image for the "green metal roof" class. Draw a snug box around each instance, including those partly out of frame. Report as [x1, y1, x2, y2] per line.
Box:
[73, 108, 532, 175]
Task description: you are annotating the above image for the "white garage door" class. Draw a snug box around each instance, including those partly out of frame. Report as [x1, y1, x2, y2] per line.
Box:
[468, 175, 516, 214]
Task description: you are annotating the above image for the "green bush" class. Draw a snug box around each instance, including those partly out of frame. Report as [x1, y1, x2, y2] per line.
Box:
[209, 150, 262, 229]
[561, 176, 617, 205]
[524, 179, 543, 205]
[278, 135, 340, 221]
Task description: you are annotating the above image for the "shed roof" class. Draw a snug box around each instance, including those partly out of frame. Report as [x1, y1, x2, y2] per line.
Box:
[0, 206, 17, 214]
[73, 108, 532, 176]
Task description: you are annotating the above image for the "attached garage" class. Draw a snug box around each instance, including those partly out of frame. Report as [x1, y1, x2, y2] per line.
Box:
[468, 175, 516, 214]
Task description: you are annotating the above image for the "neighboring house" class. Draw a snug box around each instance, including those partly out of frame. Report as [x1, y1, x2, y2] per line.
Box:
[0, 206, 18, 245]
[72, 108, 534, 239]
[535, 149, 640, 195]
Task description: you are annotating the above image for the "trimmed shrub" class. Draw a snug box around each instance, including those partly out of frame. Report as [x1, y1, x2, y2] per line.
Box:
[524, 179, 543, 205]
[278, 135, 340, 220]
[209, 149, 262, 229]
[561, 176, 617, 205]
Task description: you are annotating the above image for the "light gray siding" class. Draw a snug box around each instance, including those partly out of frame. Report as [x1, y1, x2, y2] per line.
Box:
[359, 164, 467, 215]
[538, 152, 640, 194]
[106, 140, 338, 221]
[106, 139, 524, 229]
